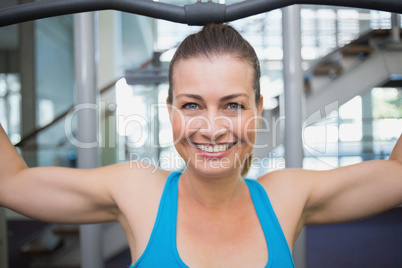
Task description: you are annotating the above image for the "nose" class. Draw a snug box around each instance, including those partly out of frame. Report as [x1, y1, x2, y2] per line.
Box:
[198, 111, 232, 142]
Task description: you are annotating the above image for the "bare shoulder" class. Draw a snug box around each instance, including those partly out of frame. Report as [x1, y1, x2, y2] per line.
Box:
[94, 161, 172, 226]
[91, 161, 171, 200]
[256, 168, 320, 211]
[257, 169, 313, 194]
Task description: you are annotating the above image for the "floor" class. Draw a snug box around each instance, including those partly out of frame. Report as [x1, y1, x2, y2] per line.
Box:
[306, 207, 402, 268]
[7, 221, 132, 268]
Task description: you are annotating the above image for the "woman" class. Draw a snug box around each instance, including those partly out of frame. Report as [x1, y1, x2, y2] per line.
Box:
[0, 24, 401, 267]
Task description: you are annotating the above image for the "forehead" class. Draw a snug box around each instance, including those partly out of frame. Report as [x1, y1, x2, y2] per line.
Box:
[171, 55, 254, 99]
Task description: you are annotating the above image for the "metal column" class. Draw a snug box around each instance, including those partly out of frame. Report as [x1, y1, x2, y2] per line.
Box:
[361, 92, 374, 161]
[391, 13, 401, 42]
[74, 12, 104, 268]
[19, 0, 37, 167]
[282, 5, 306, 268]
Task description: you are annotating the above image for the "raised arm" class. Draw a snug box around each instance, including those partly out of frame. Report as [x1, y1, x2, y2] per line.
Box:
[302, 134, 402, 225]
[0, 124, 120, 224]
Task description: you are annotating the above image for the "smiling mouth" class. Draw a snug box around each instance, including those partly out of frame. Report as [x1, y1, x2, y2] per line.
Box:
[193, 143, 236, 153]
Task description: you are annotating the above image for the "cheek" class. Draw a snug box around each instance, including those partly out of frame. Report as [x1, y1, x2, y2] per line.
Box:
[239, 114, 258, 144]
[186, 116, 205, 131]
[171, 113, 201, 141]
[171, 113, 185, 139]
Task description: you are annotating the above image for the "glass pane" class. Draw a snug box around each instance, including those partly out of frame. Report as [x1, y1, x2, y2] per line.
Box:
[372, 87, 402, 141]
[7, 74, 21, 93]
[0, 74, 21, 143]
[370, 10, 392, 29]
[337, 9, 360, 46]
[0, 98, 7, 132]
[0, 74, 6, 97]
[8, 93, 21, 144]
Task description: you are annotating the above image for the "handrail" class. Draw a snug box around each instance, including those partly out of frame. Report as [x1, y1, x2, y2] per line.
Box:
[0, 0, 401, 28]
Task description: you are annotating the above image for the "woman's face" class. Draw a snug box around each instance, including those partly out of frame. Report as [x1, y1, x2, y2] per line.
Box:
[168, 55, 263, 178]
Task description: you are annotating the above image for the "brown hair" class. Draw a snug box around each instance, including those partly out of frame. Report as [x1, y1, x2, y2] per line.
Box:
[168, 23, 260, 177]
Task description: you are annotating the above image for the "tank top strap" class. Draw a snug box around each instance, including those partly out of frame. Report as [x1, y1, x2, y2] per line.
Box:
[244, 179, 295, 268]
[132, 171, 187, 267]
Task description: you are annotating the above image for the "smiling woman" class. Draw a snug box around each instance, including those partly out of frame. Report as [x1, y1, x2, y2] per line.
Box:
[167, 24, 262, 178]
[0, 23, 401, 268]
[168, 55, 262, 179]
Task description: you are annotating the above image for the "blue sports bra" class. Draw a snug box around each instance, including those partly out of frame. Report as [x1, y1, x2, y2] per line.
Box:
[130, 171, 294, 267]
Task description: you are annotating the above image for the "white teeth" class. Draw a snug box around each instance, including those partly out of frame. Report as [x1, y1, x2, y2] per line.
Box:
[196, 144, 232, 153]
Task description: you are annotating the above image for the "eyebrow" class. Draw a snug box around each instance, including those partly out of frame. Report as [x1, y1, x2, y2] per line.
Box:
[175, 93, 249, 102]
[220, 93, 249, 102]
[175, 93, 203, 101]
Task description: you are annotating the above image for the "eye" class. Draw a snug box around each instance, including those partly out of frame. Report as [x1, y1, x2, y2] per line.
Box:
[182, 103, 199, 110]
[227, 103, 244, 110]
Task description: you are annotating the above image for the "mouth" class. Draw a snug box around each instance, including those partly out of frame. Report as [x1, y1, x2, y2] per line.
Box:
[193, 142, 236, 153]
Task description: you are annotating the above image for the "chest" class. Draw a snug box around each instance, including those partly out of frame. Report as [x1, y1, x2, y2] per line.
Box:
[176, 200, 268, 268]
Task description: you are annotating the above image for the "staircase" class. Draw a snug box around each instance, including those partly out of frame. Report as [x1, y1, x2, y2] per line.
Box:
[305, 29, 402, 117]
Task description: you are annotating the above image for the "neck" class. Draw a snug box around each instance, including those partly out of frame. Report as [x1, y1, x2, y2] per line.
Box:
[180, 168, 245, 209]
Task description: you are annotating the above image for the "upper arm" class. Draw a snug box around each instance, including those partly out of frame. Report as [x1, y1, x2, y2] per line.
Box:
[1, 164, 118, 223]
[258, 158, 402, 248]
[303, 159, 402, 225]
[0, 161, 153, 224]
[0, 124, 159, 224]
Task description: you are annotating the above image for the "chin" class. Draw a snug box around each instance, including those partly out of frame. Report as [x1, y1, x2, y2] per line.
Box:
[193, 167, 239, 179]
[185, 155, 241, 179]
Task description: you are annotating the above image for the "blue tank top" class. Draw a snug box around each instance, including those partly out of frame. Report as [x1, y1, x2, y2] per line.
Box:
[130, 171, 294, 267]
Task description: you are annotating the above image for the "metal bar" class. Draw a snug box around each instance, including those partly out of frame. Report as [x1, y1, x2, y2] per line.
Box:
[74, 12, 104, 268]
[282, 5, 306, 268]
[391, 13, 401, 42]
[226, 0, 402, 23]
[283, 8, 304, 168]
[1, 0, 402, 27]
[19, 0, 37, 167]
[0, 0, 185, 27]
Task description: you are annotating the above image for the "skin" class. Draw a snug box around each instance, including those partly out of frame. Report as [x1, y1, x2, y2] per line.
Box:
[0, 54, 401, 267]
